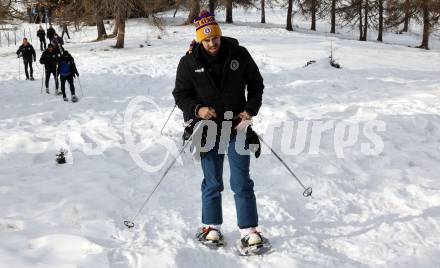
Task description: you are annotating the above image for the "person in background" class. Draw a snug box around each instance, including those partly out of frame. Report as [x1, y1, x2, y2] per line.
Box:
[40, 44, 60, 94]
[37, 25, 46, 51]
[46, 24, 56, 44]
[61, 23, 70, 39]
[52, 33, 64, 54]
[57, 50, 79, 102]
[16, 38, 36, 80]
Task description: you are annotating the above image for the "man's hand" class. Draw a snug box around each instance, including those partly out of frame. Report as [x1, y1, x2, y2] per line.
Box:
[198, 107, 217, 119]
[235, 111, 252, 130]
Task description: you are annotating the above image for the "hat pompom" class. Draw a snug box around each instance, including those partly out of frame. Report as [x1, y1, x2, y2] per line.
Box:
[199, 9, 211, 17]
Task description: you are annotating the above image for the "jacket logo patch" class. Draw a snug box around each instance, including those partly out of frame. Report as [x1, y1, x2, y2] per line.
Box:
[230, 60, 239, 71]
[195, 67, 204, 73]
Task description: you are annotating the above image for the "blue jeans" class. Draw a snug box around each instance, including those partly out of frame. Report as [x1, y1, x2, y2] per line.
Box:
[201, 137, 258, 229]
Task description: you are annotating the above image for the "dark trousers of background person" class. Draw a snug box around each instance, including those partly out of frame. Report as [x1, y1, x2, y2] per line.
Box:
[45, 69, 58, 89]
[60, 76, 75, 98]
[62, 29, 70, 39]
[39, 39, 46, 51]
[23, 58, 34, 79]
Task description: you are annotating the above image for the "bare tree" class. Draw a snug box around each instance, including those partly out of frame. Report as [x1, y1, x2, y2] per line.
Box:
[225, 0, 233, 23]
[209, 0, 217, 14]
[416, 0, 440, 49]
[286, 0, 294, 31]
[402, 0, 411, 32]
[296, 0, 320, 31]
[331, 0, 337, 33]
[339, 0, 370, 41]
[261, 0, 265, 23]
[377, 0, 384, 41]
[186, 0, 200, 24]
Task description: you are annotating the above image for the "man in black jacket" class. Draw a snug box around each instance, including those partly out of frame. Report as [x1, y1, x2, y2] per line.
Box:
[57, 50, 79, 102]
[37, 25, 46, 51]
[40, 44, 60, 94]
[16, 38, 36, 80]
[173, 10, 266, 250]
[46, 24, 56, 43]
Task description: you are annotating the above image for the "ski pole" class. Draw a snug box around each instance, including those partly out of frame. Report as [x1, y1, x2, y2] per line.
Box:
[124, 122, 203, 229]
[18, 56, 21, 80]
[77, 76, 84, 97]
[160, 104, 177, 135]
[40, 68, 45, 94]
[256, 133, 313, 197]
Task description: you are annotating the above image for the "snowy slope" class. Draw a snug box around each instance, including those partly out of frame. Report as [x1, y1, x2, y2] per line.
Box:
[1, 8, 440, 268]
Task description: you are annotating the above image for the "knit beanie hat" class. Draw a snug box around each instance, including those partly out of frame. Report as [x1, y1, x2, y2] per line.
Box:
[194, 10, 222, 42]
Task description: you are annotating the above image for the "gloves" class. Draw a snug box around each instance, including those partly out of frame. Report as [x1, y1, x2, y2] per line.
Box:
[246, 127, 261, 158]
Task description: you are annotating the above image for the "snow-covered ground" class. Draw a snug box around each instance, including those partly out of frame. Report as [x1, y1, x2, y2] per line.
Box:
[1, 8, 440, 268]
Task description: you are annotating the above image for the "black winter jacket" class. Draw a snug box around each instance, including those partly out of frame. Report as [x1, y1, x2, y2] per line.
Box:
[53, 36, 64, 47]
[37, 29, 46, 41]
[47, 28, 56, 40]
[40, 50, 59, 71]
[173, 37, 264, 123]
[16, 44, 36, 61]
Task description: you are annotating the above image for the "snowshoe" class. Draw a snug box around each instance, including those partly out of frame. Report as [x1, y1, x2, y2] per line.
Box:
[196, 227, 225, 249]
[236, 232, 272, 256]
[71, 95, 78, 103]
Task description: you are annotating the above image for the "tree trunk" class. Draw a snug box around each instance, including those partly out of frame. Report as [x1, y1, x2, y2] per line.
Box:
[112, 14, 119, 37]
[96, 13, 107, 41]
[225, 0, 233, 23]
[377, 0, 383, 42]
[402, 0, 410, 32]
[419, 1, 431, 49]
[359, 0, 363, 40]
[403, 15, 410, 32]
[261, 0, 265, 23]
[115, 10, 126, 48]
[330, 0, 336, 33]
[362, 0, 368, 41]
[209, 0, 216, 14]
[115, 20, 125, 48]
[286, 0, 293, 31]
[173, 0, 181, 18]
[311, 0, 316, 31]
[186, 0, 200, 24]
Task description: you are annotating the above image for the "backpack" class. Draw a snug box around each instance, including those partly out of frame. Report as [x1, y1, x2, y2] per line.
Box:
[59, 61, 72, 76]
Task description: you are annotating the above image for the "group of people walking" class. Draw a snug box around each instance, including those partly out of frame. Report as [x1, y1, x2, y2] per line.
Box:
[16, 24, 79, 103]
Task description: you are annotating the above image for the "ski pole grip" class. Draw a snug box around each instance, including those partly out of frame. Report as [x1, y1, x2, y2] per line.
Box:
[124, 221, 135, 228]
[303, 187, 312, 197]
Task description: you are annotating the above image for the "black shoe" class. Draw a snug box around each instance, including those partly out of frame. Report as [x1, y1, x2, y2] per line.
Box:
[30, 77, 35, 81]
[26, 77, 29, 80]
